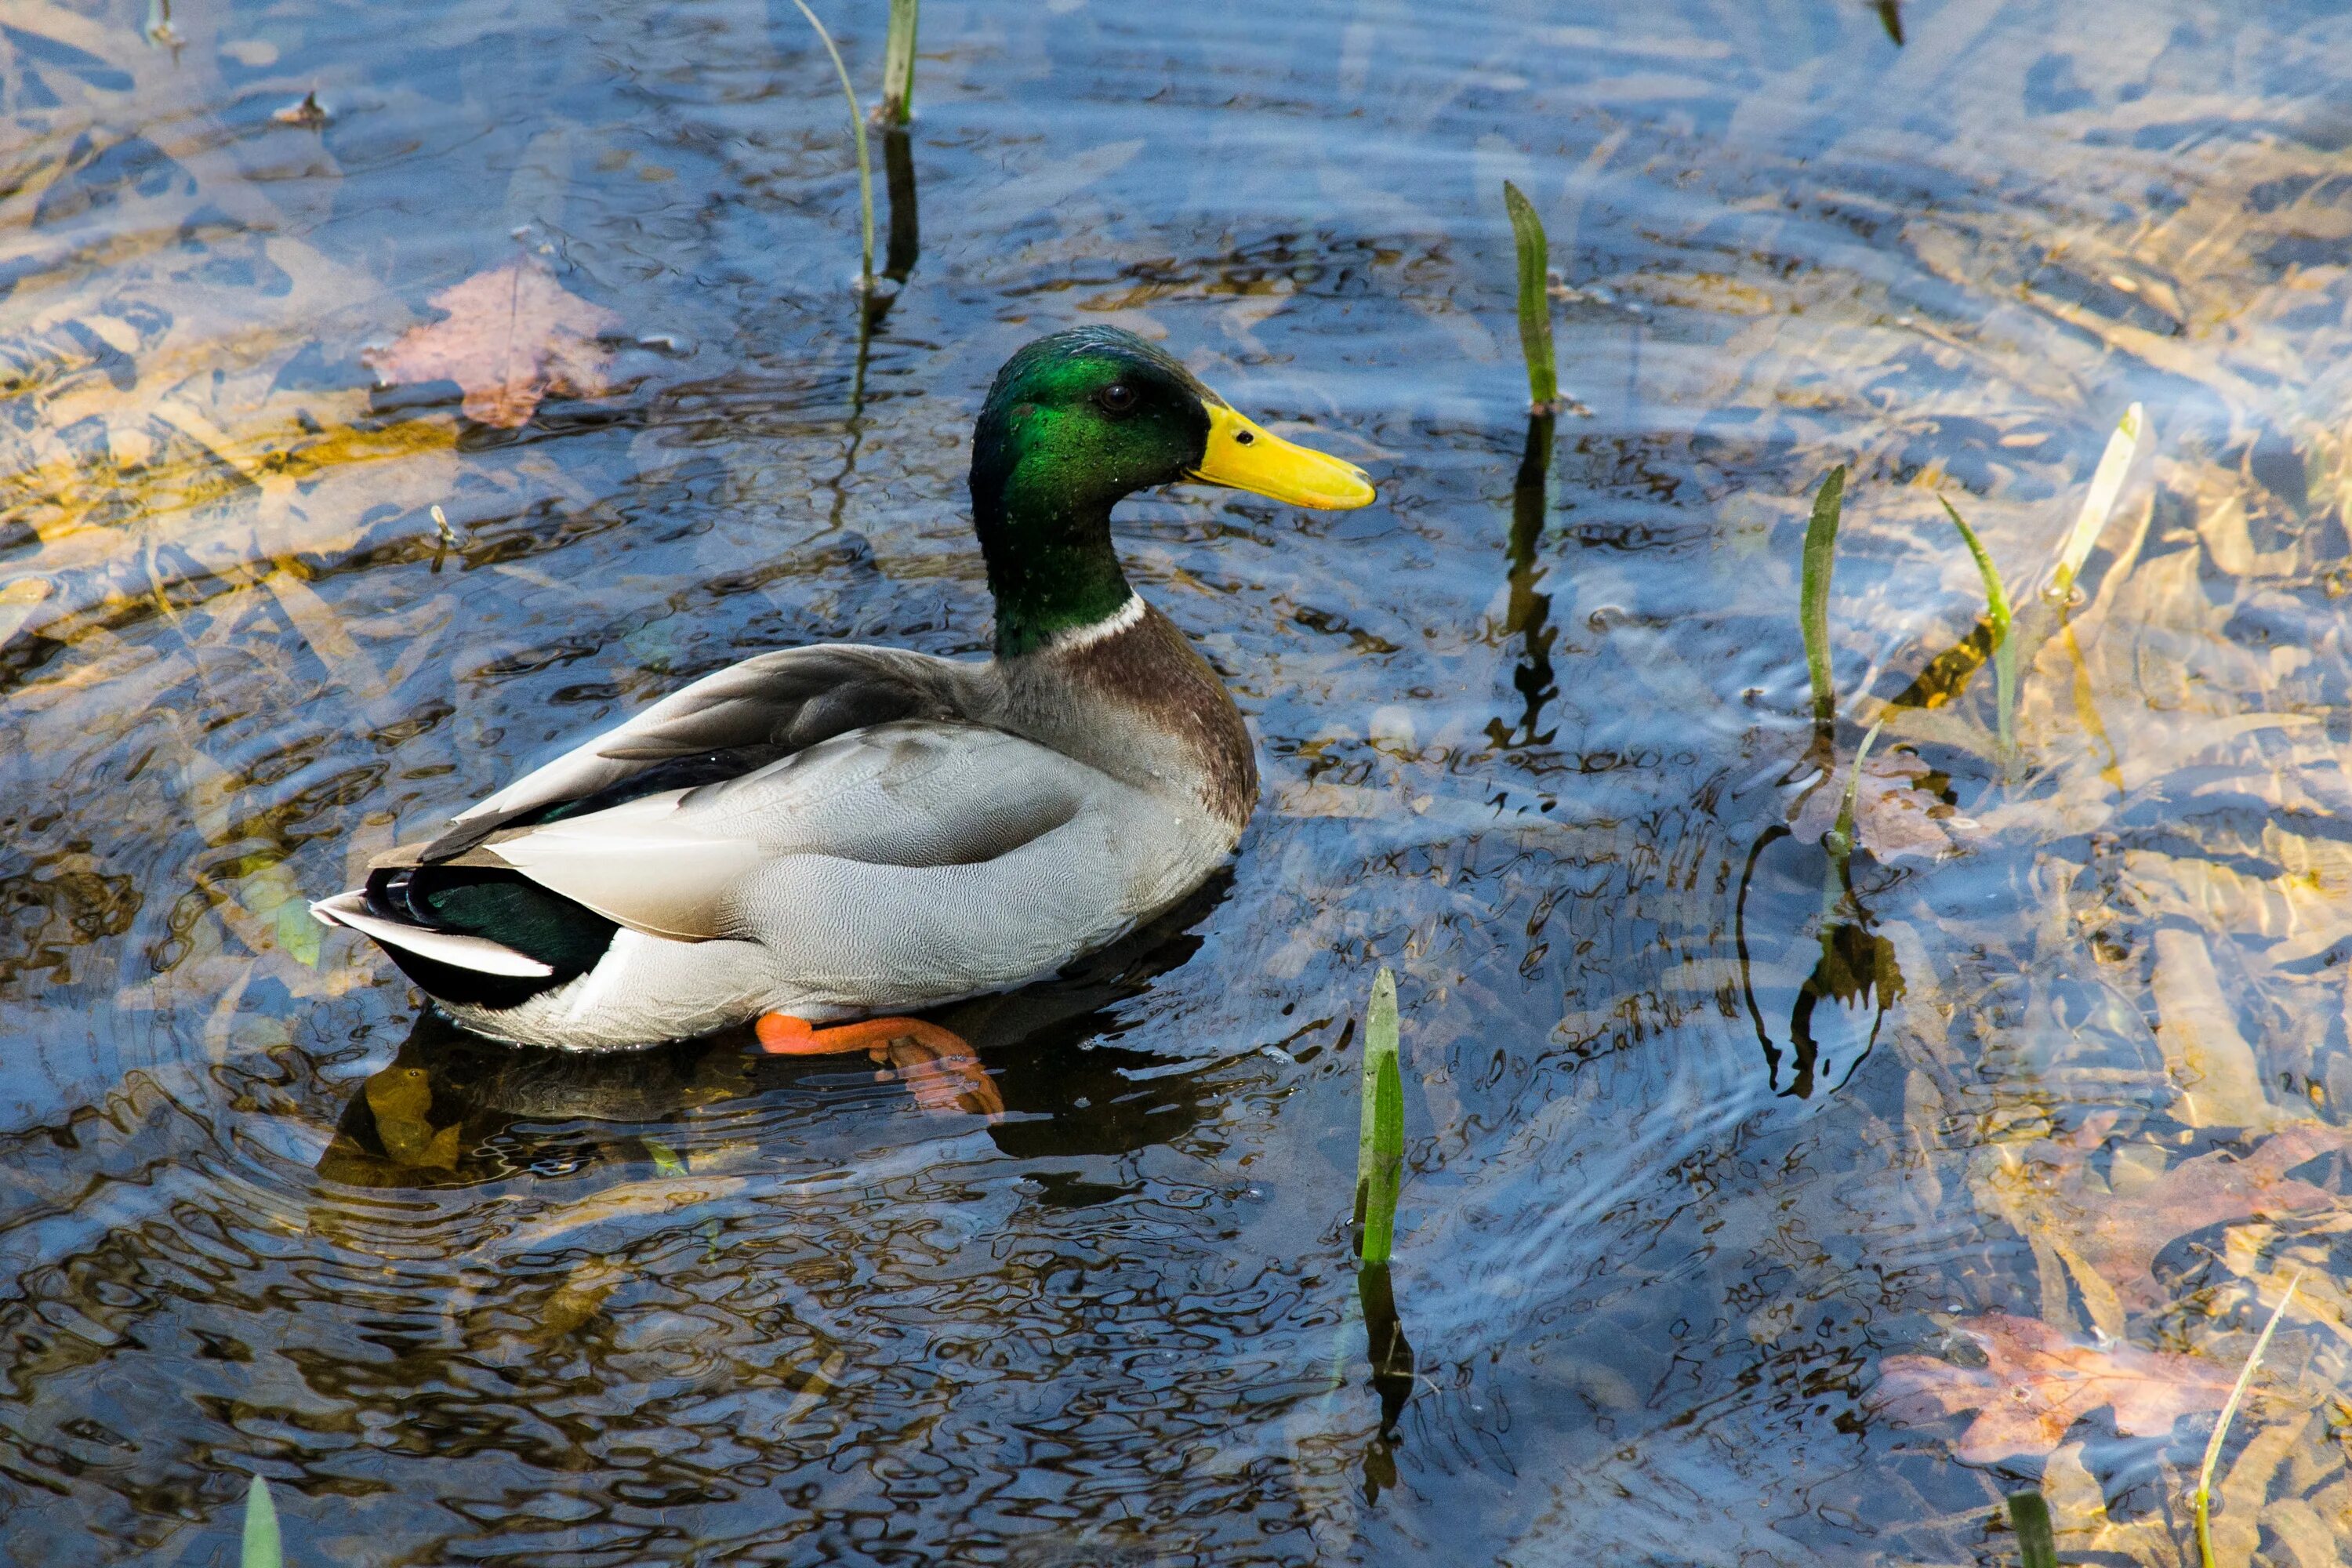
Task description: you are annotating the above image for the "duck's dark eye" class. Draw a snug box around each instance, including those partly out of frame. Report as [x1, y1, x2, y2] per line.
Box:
[1096, 382, 1138, 414]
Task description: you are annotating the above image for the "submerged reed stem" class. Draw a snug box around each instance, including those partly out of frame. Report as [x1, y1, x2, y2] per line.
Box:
[1501, 181, 1559, 415]
[2006, 1490, 2054, 1568]
[789, 0, 876, 292]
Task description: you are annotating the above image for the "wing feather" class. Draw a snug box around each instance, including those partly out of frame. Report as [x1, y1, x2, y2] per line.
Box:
[475, 722, 1101, 942]
[423, 644, 985, 860]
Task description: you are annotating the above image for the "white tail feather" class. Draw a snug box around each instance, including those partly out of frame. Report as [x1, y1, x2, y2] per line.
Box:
[310, 892, 556, 978]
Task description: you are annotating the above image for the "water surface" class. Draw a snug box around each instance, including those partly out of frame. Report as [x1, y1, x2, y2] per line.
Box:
[6, 0, 2352, 1562]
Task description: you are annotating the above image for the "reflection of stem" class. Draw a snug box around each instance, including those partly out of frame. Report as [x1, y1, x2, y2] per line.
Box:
[1886, 620, 1993, 710]
[2061, 620, 2123, 797]
[809, 305, 878, 536]
[1736, 825, 1792, 1093]
[826, 362, 869, 535]
[851, 295, 874, 418]
[883, 126, 920, 282]
[1356, 1261, 1415, 1435]
[1492, 412, 1557, 745]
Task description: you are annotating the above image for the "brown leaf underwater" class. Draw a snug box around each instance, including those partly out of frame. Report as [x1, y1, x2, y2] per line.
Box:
[1790, 745, 1962, 862]
[1984, 1116, 2351, 1315]
[1878, 1314, 2234, 1464]
[364, 255, 618, 427]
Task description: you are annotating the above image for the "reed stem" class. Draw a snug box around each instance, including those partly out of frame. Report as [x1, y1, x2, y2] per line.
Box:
[1354, 967, 1403, 1265]
[880, 0, 919, 125]
[241, 1475, 282, 1568]
[789, 0, 875, 292]
[2005, 1490, 2054, 1568]
[1801, 466, 1847, 732]
[1940, 496, 2015, 753]
[1501, 181, 1559, 415]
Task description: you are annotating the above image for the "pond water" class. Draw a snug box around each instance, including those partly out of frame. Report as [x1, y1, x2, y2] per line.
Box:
[9, 0, 2352, 1563]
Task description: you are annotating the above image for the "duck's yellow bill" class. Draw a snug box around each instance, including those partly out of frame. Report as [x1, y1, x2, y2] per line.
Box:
[1189, 403, 1374, 510]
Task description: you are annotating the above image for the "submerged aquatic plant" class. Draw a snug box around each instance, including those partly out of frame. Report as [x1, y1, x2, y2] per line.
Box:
[1801, 465, 1848, 732]
[1501, 181, 1559, 416]
[788, 0, 877, 292]
[2005, 1490, 2054, 1568]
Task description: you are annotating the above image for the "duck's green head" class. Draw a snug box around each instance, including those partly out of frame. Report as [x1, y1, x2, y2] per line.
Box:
[970, 326, 1374, 657]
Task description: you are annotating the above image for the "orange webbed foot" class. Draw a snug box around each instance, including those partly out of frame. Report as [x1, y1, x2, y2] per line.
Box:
[754, 1014, 1002, 1120]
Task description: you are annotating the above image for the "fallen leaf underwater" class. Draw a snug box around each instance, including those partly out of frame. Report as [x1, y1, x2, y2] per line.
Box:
[1878, 1314, 2234, 1465]
[364, 255, 619, 430]
[12, 0, 2352, 1564]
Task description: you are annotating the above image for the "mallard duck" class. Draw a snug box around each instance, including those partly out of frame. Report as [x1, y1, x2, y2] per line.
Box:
[312, 327, 1374, 1052]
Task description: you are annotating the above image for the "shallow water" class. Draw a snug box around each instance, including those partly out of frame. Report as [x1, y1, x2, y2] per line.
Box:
[9, 0, 2352, 1562]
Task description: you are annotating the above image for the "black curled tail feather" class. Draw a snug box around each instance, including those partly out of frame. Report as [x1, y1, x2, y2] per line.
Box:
[364, 865, 619, 1012]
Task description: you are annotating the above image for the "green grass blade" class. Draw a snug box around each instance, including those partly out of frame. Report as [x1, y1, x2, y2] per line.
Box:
[2052, 402, 2148, 597]
[2197, 1270, 2302, 1568]
[2006, 1490, 2055, 1568]
[1820, 717, 1883, 920]
[1800, 466, 1846, 728]
[1501, 181, 1558, 412]
[241, 1475, 283, 1568]
[1355, 967, 1403, 1265]
[1939, 495, 2014, 751]
[880, 0, 918, 125]
[788, 0, 875, 290]
[1828, 717, 1885, 855]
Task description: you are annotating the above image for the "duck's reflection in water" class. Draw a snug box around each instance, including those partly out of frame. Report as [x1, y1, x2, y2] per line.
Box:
[320, 876, 1232, 1189]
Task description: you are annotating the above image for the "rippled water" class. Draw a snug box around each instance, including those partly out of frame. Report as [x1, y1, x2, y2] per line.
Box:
[9, 0, 2352, 1562]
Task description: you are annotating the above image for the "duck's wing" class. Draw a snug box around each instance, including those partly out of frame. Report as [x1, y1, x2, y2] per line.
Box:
[421, 644, 986, 861]
[463, 720, 1118, 942]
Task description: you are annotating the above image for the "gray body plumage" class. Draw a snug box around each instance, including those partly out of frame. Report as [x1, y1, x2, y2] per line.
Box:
[312, 598, 1255, 1051]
